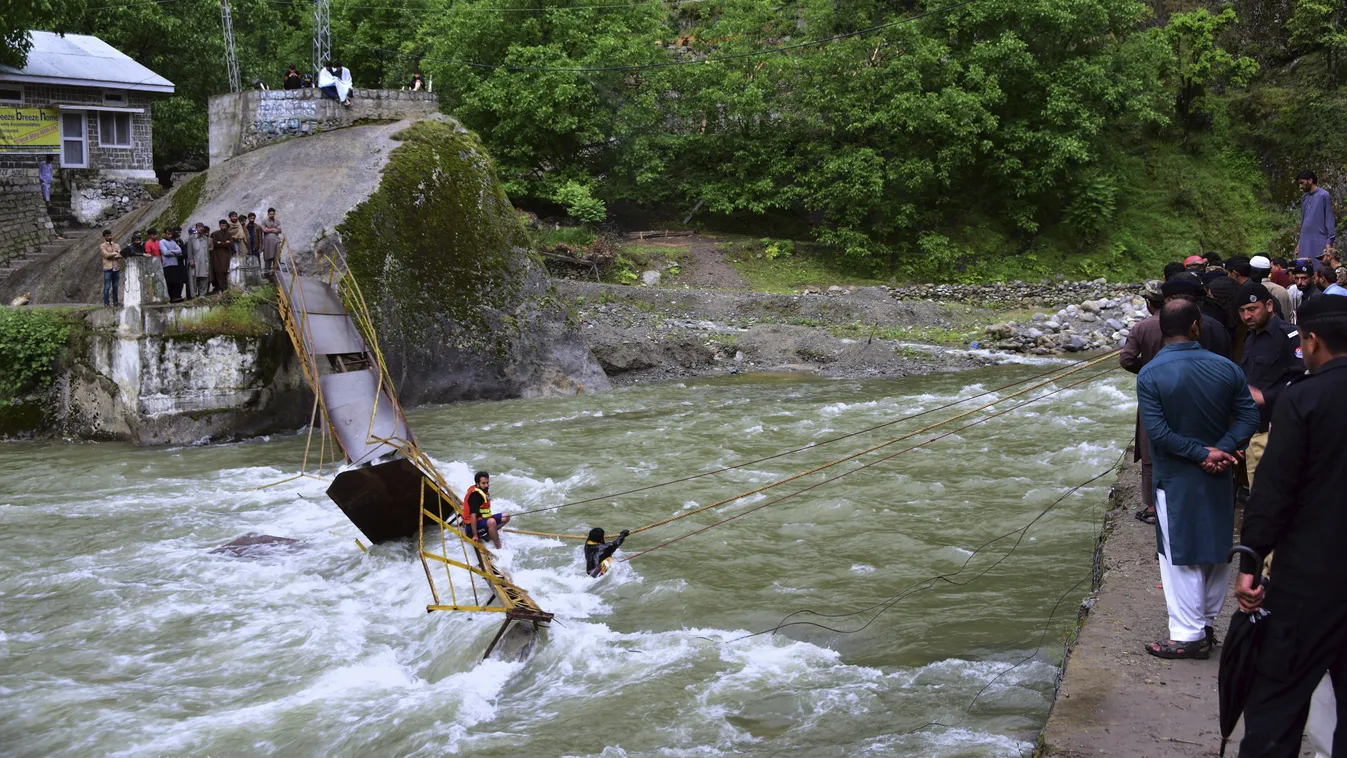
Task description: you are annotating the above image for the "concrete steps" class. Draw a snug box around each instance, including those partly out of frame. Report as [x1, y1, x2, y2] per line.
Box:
[0, 229, 92, 290]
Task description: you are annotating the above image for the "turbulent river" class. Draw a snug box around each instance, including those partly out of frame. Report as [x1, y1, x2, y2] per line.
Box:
[1, 361, 1137, 757]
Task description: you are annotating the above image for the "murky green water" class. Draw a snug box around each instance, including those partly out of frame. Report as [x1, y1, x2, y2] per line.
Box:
[0, 361, 1135, 757]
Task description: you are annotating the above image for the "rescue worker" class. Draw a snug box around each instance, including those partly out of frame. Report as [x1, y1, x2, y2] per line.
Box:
[462, 471, 510, 549]
[585, 528, 630, 577]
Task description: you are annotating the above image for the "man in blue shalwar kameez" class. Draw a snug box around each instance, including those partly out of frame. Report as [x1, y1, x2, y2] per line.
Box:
[1137, 300, 1261, 659]
[1296, 171, 1336, 263]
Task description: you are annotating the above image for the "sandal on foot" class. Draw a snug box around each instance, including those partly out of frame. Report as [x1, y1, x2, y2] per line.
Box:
[1135, 508, 1157, 525]
[1145, 638, 1210, 660]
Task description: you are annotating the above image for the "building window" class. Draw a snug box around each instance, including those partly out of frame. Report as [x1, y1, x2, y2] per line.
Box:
[61, 112, 87, 168]
[103, 90, 127, 105]
[0, 86, 21, 103]
[98, 111, 132, 147]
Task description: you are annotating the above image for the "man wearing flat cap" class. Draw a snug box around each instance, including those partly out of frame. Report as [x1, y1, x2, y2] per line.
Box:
[1235, 293, 1347, 757]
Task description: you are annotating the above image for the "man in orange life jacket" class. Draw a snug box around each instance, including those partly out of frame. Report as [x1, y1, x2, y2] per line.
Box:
[462, 471, 510, 549]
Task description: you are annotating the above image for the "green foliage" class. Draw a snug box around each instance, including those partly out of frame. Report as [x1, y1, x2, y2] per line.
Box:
[554, 181, 607, 224]
[0, 1, 86, 68]
[1289, 0, 1347, 87]
[1162, 9, 1259, 137]
[174, 288, 273, 336]
[337, 119, 528, 354]
[761, 238, 794, 260]
[532, 225, 598, 250]
[153, 172, 206, 232]
[0, 309, 73, 400]
[1064, 172, 1119, 242]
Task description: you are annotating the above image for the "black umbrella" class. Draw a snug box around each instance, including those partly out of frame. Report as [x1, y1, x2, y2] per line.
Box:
[1218, 545, 1270, 757]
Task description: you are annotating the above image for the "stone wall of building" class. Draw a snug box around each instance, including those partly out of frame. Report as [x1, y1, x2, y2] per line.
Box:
[208, 89, 440, 165]
[0, 169, 56, 267]
[2, 85, 155, 176]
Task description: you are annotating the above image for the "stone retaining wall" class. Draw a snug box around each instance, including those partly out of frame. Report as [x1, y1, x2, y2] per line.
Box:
[66, 174, 153, 226]
[0, 169, 56, 267]
[208, 89, 440, 165]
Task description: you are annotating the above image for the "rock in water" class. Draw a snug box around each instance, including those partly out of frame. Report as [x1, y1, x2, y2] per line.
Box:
[210, 533, 301, 557]
[334, 120, 611, 404]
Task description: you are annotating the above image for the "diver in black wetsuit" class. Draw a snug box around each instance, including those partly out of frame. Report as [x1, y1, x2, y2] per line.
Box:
[585, 528, 629, 577]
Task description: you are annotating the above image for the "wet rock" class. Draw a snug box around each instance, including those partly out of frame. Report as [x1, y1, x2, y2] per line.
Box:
[211, 533, 302, 557]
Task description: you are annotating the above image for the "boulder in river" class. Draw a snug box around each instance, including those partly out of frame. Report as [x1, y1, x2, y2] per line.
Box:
[210, 533, 302, 557]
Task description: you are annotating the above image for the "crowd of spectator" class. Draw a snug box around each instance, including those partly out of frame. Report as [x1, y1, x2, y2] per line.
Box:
[1118, 170, 1347, 757]
[97, 208, 283, 307]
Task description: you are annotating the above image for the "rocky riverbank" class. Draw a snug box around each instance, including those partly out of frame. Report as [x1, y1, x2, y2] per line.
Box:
[982, 293, 1152, 355]
[558, 281, 1056, 384]
[557, 279, 1151, 383]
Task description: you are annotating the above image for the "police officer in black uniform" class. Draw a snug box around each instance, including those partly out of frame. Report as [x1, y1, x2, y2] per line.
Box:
[1234, 293, 1347, 757]
[1235, 281, 1304, 432]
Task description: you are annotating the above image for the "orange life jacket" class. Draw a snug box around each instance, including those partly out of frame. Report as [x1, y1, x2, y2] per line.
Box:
[462, 485, 491, 523]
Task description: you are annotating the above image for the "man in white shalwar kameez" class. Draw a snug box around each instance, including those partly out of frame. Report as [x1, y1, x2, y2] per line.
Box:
[317, 63, 353, 106]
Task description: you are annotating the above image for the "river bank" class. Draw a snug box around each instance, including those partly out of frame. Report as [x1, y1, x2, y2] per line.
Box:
[1037, 458, 1314, 757]
[556, 280, 1147, 384]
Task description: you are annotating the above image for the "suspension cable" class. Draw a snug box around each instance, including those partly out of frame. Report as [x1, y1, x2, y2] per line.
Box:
[508, 353, 1121, 541]
[622, 367, 1120, 560]
[512, 350, 1120, 518]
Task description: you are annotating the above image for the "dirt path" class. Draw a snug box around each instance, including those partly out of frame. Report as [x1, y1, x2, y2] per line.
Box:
[1039, 459, 1314, 757]
[623, 233, 749, 289]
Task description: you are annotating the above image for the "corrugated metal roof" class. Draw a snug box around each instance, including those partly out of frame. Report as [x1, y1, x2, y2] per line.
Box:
[0, 31, 175, 93]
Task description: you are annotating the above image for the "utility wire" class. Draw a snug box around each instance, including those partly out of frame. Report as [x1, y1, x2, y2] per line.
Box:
[623, 367, 1121, 561]
[513, 351, 1117, 518]
[725, 446, 1127, 638]
[346, 0, 983, 71]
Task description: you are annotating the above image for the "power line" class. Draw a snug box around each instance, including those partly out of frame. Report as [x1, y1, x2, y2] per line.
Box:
[348, 0, 982, 72]
[513, 351, 1117, 519]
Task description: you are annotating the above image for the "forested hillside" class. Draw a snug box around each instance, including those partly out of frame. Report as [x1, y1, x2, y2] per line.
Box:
[10, 0, 1347, 281]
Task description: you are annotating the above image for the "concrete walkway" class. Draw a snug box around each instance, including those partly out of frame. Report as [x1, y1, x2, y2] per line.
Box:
[1038, 459, 1313, 757]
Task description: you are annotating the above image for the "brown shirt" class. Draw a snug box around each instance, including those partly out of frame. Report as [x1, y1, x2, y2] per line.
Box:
[1120, 314, 1162, 374]
[99, 241, 122, 272]
[210, 229, 235, 269]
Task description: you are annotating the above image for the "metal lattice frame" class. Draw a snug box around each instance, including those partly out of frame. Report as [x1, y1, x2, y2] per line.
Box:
[220, 0, 241, 93]
[312, 0, 331, 75]
[272, 245, 551, 625]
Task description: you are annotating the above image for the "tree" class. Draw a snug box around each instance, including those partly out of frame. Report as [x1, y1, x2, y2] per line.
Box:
[0, 0, 86, 68]
[1288, 0, 1347, 88]
[1162, 8, 1259, 141]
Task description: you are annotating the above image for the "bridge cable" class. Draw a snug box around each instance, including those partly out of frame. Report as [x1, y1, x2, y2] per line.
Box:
[622, 367, 1120, 560]
[512, 349, 1120, 519]
[723, 446, 1127, 640]
[508, 354, 1121, 541]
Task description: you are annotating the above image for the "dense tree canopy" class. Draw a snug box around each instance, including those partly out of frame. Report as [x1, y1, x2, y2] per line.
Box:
[1, 0, 1314, 276]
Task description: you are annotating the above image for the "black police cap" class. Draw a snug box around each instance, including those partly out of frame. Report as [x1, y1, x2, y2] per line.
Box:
[1235, 281, 1272, 305]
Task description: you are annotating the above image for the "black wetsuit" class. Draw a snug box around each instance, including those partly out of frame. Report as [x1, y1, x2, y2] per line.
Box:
[585, 532, 627, 577]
